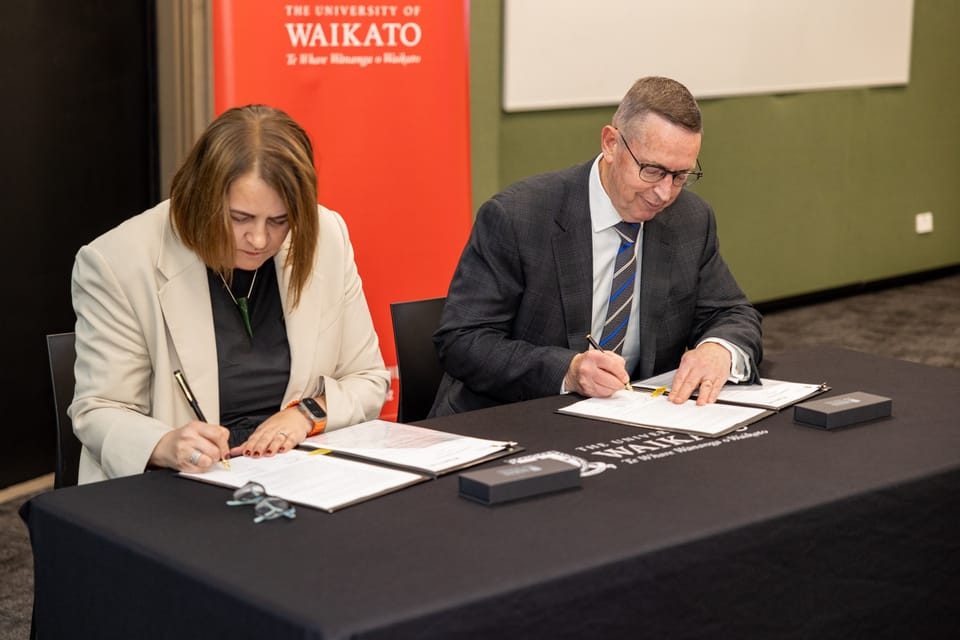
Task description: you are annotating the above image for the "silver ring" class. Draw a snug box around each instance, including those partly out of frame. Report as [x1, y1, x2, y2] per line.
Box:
[278, 431, 288, 440]
[189, 449, 202, 465]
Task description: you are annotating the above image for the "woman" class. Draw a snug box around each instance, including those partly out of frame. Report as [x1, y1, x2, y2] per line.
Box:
[69, 105, 390, 483]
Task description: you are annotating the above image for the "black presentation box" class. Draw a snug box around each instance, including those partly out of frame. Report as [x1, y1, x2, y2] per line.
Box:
[458, 458, 581, 505]
[794, 391, 892, 429]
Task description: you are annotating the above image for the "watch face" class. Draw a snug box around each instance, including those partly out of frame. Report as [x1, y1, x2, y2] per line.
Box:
[300, 397, 326, 419]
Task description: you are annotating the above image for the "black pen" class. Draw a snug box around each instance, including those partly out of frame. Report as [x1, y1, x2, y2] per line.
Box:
[585, 334, 633, 392]
[174, 369, 230, 469]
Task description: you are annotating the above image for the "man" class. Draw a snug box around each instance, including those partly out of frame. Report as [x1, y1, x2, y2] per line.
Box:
[429, 76, 761, 417]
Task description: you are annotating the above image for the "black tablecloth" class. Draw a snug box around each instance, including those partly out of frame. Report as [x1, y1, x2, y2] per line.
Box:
[22, 347, 960, 639]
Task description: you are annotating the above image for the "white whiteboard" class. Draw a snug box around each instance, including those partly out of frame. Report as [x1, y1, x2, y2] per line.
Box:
[503, 0, 914, 111]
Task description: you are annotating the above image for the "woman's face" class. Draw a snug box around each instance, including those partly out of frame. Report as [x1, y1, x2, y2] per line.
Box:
[226, 171, 290, 271]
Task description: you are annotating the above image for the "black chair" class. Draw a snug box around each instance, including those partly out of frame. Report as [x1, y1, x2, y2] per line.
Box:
[46, 332, 81, 488]
[390, 297, 447, 423]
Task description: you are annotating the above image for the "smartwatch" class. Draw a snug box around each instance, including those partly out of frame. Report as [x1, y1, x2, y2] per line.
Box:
[290, 397, 327, 437]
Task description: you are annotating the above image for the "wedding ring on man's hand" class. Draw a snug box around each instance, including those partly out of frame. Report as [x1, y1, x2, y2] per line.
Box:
[189, 449, 202, 465]
[278, 431, 288, 440]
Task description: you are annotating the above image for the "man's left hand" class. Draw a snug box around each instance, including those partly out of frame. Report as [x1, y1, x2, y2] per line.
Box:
[669, 342, 731, 405]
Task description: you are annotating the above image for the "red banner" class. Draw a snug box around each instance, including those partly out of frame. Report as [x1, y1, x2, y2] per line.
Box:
[212, 1, 472, 419]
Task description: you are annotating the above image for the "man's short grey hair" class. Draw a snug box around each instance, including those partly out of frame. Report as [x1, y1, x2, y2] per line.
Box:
[612, 76, 702, 136]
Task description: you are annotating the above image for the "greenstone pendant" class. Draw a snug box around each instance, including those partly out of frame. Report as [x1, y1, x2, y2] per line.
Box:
[237, 296, 253, 339]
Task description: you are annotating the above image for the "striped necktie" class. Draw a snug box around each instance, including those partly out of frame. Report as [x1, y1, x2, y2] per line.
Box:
[598, 221, 640, 354]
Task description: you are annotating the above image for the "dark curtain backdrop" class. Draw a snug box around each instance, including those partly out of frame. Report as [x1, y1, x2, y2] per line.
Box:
[0, 1, 158, 488]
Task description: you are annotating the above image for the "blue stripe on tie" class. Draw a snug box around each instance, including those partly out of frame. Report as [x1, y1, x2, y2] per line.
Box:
[598, 316, 630, 348]
[608, 273, 636, 302]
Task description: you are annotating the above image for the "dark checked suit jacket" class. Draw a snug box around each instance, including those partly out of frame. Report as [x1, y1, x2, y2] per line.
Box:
[429, 160, 762, 417]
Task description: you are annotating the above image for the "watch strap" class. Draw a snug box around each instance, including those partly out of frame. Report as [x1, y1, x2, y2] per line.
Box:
[286, 399, 327, 437]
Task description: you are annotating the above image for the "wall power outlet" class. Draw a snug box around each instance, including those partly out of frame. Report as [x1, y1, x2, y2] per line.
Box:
[915, 212, 934, 234]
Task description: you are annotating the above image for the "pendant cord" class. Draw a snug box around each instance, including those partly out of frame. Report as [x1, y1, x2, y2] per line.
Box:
[218, 269, 257, 306]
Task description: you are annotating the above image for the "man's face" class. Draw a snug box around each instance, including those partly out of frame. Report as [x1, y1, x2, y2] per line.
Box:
[598, 113, 702, 224]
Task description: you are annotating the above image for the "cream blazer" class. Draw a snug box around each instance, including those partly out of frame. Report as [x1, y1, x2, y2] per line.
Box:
[70, 200, 390, 484]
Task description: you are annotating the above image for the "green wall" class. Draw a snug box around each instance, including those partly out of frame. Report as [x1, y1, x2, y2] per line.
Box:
[469, 0, 960, 303]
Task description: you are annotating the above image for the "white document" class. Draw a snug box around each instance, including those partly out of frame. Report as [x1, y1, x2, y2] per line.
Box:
[633, 370, 828, 410]
[557, 390, 770, 437]
[302, 419, 519, 476]
[180, 449, 426, 513]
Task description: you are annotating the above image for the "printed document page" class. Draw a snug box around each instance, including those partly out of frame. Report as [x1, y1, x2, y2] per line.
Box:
[558, 390, 770, 437]
[633, 370, 827, 410]
[302, 419, 518, 475]
[180, 449, 425, 512]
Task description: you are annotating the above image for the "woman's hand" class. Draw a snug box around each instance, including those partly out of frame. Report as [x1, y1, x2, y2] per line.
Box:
[231, 407, 312, 458]
[149, 421, 231, 471]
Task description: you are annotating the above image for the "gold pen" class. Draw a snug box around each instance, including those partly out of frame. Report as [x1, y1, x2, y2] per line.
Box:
[585, 334, 633, 392]
[173, 370, 231, 469]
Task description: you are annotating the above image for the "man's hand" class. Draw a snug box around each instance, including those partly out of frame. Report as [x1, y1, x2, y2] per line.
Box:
[565, 349, 631, 398]
[669, 342, 732, 405]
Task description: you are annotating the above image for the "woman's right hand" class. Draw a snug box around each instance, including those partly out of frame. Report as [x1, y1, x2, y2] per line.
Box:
[149, 421, 231, 471]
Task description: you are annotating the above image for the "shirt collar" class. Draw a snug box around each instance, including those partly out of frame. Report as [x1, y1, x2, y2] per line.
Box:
[588, 154, 634, 233]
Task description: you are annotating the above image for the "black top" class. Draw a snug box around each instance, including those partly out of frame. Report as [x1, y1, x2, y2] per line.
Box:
[207, 259, 290, 447]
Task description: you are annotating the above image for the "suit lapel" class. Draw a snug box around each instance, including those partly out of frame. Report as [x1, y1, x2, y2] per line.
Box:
[276, 237, 321, 400]
[156, 216, 220, 421]
[638, 216, 673, 377]
[555, 163, 594, 350]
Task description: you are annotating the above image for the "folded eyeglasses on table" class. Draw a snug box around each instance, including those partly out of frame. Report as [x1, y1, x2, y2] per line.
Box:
[226, 481, 296, 523]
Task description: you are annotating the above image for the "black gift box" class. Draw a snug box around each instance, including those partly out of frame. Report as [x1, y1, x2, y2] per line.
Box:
[794, 391, 892, 429]
[458, 458, 581, 505]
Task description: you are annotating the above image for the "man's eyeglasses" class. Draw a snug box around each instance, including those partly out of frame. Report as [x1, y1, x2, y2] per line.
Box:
[618, 131, 703, 187]
[226, 481, 296, 523]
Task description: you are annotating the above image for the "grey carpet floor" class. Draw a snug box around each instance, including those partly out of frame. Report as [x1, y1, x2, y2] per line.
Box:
[1, 271, 958, 640]
[0, 492, 39, 640]
[762, 272, 960, 368]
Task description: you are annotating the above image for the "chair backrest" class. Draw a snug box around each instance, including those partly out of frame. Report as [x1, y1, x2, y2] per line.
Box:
[390, 297, 447, 423]
[46, 332, 81, 488]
